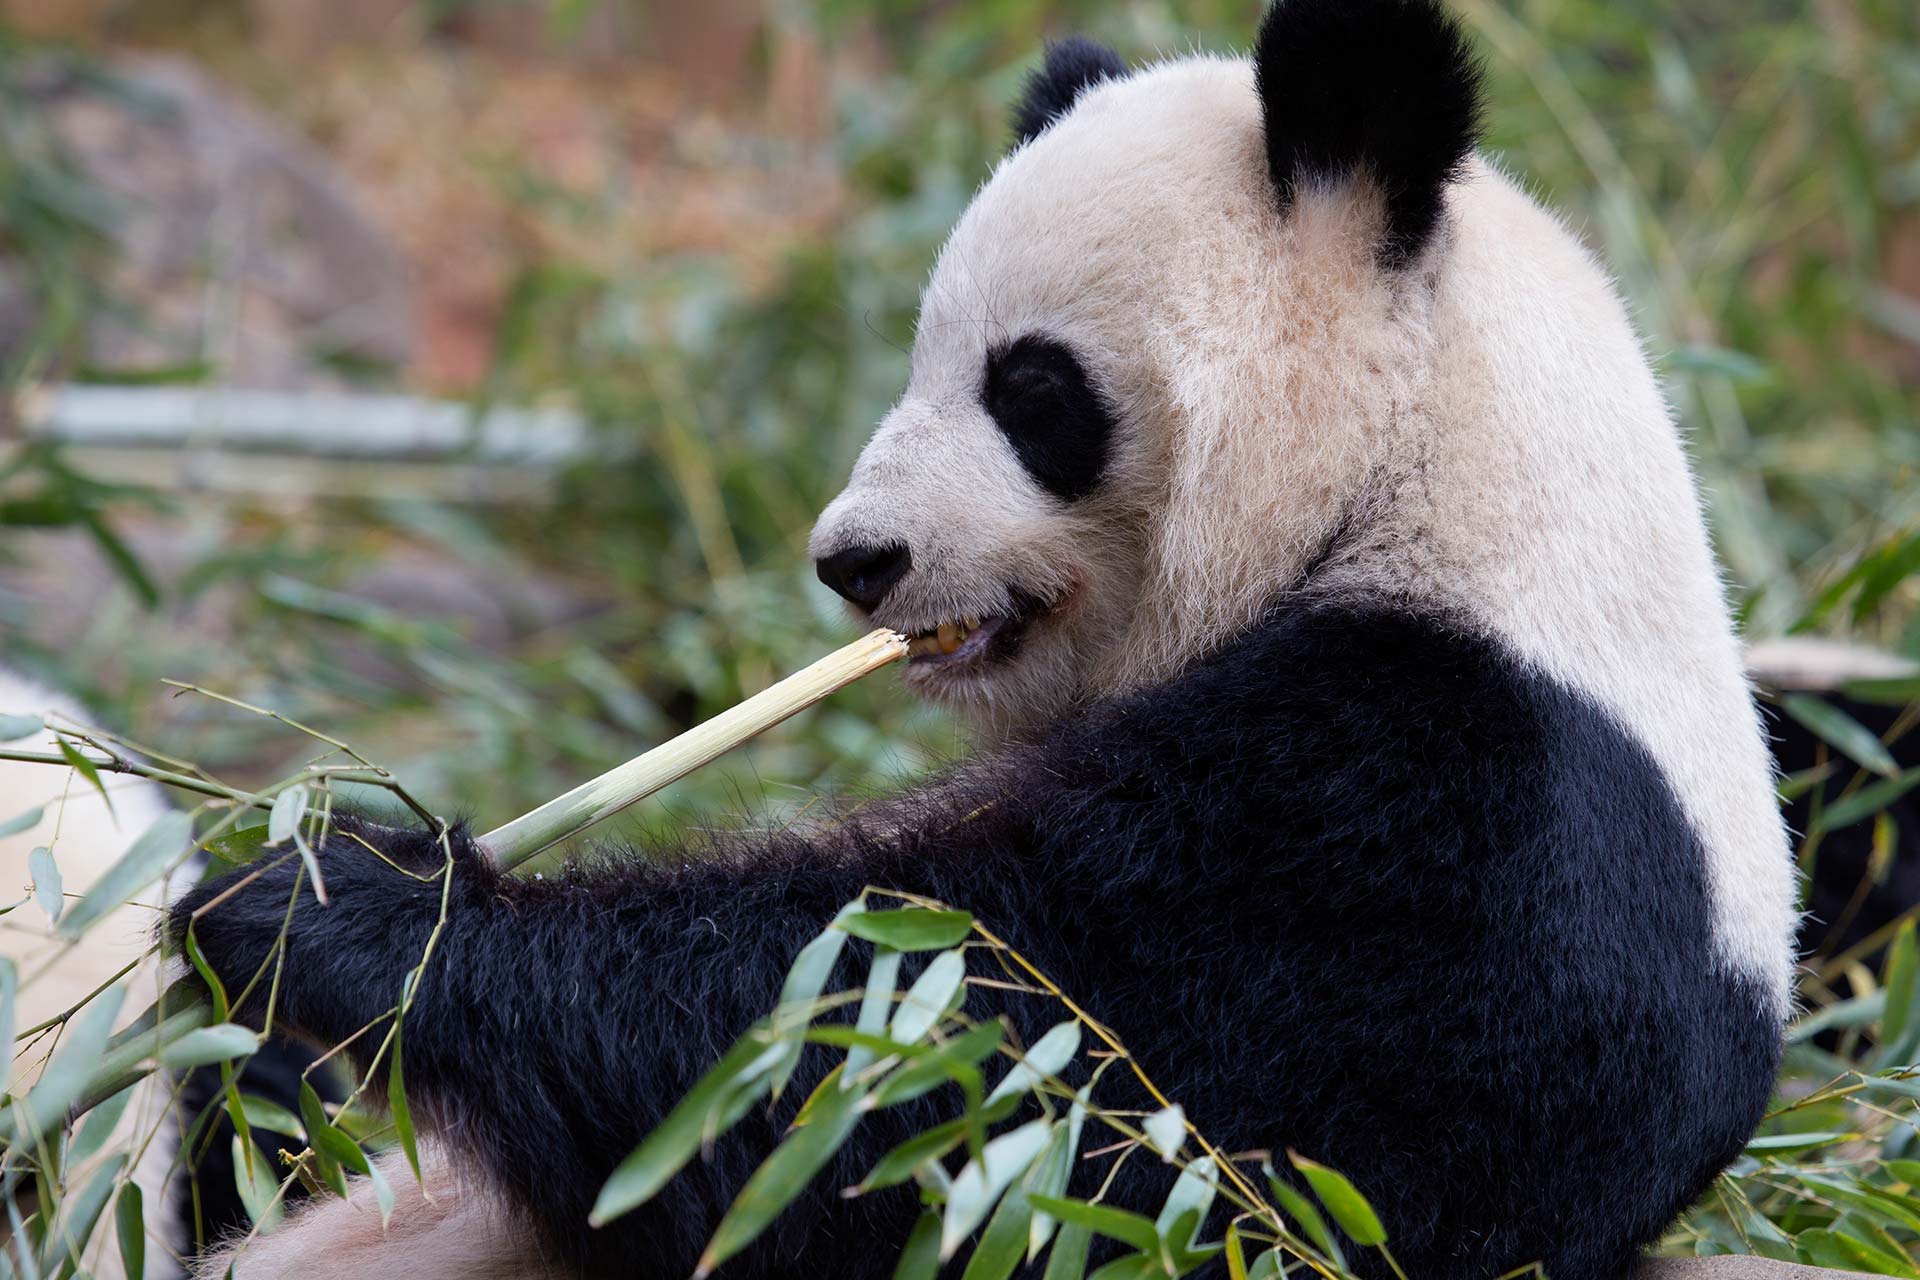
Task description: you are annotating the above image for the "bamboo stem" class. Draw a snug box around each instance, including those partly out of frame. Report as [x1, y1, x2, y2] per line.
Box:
[479, 629, 908, 869]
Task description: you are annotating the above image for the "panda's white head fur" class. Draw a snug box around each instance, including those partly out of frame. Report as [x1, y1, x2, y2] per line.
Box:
[812, 0, 1796, 1000]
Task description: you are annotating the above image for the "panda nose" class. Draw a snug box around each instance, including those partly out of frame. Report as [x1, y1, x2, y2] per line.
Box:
[815, 543, 911, 609]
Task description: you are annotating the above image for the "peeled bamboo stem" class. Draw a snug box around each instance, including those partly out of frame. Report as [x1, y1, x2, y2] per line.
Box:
[479, 629, 908, 869]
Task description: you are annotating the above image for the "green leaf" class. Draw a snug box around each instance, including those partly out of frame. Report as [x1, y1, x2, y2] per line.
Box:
[267, 784, 309, 847]
[942, 1119, 1053, 1258]
[367, 1156, 397, 1230]
[985, 1020, 1080, 1109]
[1029, 1088, 1091, 1261]
[894, 1210, 943, 1280]
[1887, 921, 1920, 1063]
[696, 1078, 865, 1275]
[1266, 1162, 1344, 1266]
[867, 1021, 1006, 1110]
[232, 1092, 305, 1140]
[838, 909, 975, 952]
[854, 1117, 972, 1194]
[56, 734, 112, 812]
[1142, 1104, 1186, 1161]
[40, 1156, 125, 1275]
[116, 1183, 146, 1280]
[60, 810, 193, 938]
[844, 945, 902, 1089]
[159, 1023, 261, 1070]
[890, 949, 967, 1044]
[301, 1078, 371, 1177]
[26, 846, 59, 925]
[391, 995, 424, 1185]
[1849, 678, 1920, 707]
[591, 1033, 785, 1226]
[961, 1181, 1034, 1280]
[0, 713, 43, 741]
[1819, 772, 1920, 833]
[199, 824, 271, 868]
[1042, 1225, 1093, 1280]
[1889, 1159, 1920, 1187]
[1782, 694, 1900, 778]
[1026, 1197, 1162, 1256]
[0, 806, 44, 839]
[1246, 1247, 1284, 1280]
[10, 984, 125, 1141]
[1156, 1157, 1217, 1250]
[1290, 1152, 1387, 1247]
[1798, 1228, 1920, 1277]
[1085, 1254, 1161, 1280]
[769, 901, 863, 1099]
[1745, 1131, 1854, 1153]
[69, 1083, 137, 1166]
[232, 1133, 283, 1229]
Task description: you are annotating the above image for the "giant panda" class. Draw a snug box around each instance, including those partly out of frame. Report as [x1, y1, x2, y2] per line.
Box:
[167, 1, 1800, 1278]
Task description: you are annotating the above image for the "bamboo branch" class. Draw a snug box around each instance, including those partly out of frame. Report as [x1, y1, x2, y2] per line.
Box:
[479, 629, 908, 869]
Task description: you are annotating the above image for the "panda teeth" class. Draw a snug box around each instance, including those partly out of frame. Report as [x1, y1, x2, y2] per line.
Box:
[907, 617, 978, 658]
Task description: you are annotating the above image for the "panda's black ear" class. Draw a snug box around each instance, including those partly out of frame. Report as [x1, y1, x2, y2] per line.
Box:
[1012, 37, 1129, 147]
[1254, 0, 1483, 268]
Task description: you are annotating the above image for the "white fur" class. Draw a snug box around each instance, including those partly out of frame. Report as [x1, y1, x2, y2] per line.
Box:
[1, 668, 185, 1279]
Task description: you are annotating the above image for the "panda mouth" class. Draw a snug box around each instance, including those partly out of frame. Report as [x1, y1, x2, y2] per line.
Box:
[905, 615, 1009, 666]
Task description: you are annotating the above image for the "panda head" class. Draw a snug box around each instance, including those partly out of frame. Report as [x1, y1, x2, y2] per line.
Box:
[811, 0, 1484, 734]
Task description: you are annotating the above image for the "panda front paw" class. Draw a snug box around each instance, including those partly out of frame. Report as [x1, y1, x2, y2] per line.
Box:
[166, 816, 486, 1043]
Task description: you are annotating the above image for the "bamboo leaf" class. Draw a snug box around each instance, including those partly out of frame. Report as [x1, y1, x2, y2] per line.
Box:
[1042, 1225, 1093, 1280]
[26, 847, 59, 925]
[838, 909, 974, 952]
[852, 1117, 971, 1194]
[1143, 1104, 1186, 1161]
[0, 957, 15, 1068]
[942, 1119, 1053, 1258]
[367, 1156, 397, 1230]
[40, 1157, 124, 1275]
[1782, 694, 1900, 778]
[1029, 1083, 1091, 1260]
[60, 810, 193, 938]
[10, 984, 125, 1141]
[56, 735, 111, 812]
[0, 713, 42, 741]
[1798, 1228, 1920, 1277]
[1156, 1157, 1217, 1249]
[0, 807, 44, 839]
[232, 1093, 305, 1140]
[1885, 921, 1920, 1062]
[69, 1083, 137, 1166]
[894, 1210, 942, 1280]
[696, 1080, 865, 1275]
[590, 1033, 785, 1226]
[986, 1020, 1080, 1109]
[267, 784, 309, 847]
[1290, 1152, 1387, 1247]
[1819, 772, 1920, 833]
[391, 995, 424, 1185]
[890, 949, 967, 1045]
[1266, 1162, 1344, 1267]
[232, 1133, 283, 1229]
[961, 1182, 1034, 1280]
[844, 946, 903, 1089]
[115, 1183, 145, 1280]
[1027, 1197, 1162, 1256]
[158, 1024, 261, 1070]
[866, 1020, 1005, 1110]
[769, 900, 864, 1099]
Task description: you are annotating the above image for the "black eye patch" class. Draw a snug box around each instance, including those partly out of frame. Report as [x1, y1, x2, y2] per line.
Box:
[981, 334, 1115, 502]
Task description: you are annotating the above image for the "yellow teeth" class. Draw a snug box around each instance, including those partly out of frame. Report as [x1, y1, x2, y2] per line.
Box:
[907, 617, 980, 658]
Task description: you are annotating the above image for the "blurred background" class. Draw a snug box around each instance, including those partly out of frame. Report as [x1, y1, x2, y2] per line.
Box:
[0, 0, 1915, 832]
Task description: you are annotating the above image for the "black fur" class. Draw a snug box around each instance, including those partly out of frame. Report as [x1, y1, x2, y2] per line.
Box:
[982, 334, 1116, 502]
[171, 604, 1777, 1280]
[1254, 0, 1484, 267]
[1011, 37, 1129, 147]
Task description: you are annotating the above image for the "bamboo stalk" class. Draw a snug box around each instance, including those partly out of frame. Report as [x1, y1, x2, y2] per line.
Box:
[479, 629, 908, 869]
